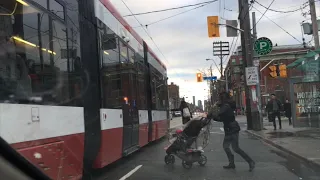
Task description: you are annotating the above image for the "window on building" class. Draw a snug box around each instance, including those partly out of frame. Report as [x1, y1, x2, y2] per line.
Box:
[232, 59, 236, 65]
[0, 1, 82, 106]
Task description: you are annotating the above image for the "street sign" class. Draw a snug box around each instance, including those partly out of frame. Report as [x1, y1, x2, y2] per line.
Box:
[203, 76, 217, 81]
[245, 67, 259, 86]
[254, 37, 273, 55]
[253, 59, 259, 67]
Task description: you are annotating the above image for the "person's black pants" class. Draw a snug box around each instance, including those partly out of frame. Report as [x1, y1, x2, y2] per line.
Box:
[271, 112, 282, 129]
[182, 117, 191, 124]
[223, 132, 253, 164]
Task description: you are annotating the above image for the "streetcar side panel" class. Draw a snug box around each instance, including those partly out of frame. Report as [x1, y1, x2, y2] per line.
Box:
[0, 104, 85, 179]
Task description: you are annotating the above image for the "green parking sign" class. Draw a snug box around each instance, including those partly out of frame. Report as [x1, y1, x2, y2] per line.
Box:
[254, 37, 273, 55]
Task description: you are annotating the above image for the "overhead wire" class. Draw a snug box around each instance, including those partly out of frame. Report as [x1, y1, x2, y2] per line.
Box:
[132, 1, 217, 28]
[123, 0, 215, 17]
[252, 6, 302, 44]
[253, 0, 276, 28]
[120, 0, 183, 80]
[255, 0, 309, 14]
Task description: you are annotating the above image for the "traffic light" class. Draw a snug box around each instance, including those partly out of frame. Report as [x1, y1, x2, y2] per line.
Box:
[279, 64, 287, 77]
[196, 73, 203, 82]
[269, 64, 287, 78]
[269, 65, 278, 78]
[207, 16, 220, 38]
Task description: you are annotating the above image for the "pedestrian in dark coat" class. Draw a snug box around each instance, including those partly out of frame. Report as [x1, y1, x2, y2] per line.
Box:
[283, 99, 292, 125]
[266, 94, 282, 130]
[207, 92, 255, 172]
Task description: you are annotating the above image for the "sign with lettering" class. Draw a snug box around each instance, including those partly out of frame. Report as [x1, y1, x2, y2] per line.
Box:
[245, 67, 259, 86]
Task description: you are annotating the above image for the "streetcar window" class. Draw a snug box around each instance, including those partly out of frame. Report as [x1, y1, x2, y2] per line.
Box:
[32, 0, 47, 9]
[99, 26, 122, 108]
[128, 48, 134, 64]
[119, 41, 128, 63]
[0, 1, 82, 106]
[135, 54, 147, 110]
[49, 0, 64, 20]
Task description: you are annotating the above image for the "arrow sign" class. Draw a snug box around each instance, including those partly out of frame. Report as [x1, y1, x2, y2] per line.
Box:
[245, 67, 259, 86]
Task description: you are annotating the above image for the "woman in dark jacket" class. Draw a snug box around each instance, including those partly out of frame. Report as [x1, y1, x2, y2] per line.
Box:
[208, 92, 255, 171]
[179, 99, 192, 124]
[283, 99, 292, 125]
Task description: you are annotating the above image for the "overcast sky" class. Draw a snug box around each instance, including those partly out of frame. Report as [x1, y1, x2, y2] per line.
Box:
[110, 0, 317, 105]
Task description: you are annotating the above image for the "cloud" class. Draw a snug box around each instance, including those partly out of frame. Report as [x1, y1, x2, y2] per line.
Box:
[109, 0, 311, 104]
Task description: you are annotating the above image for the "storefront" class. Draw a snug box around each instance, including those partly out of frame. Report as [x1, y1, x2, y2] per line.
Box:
[288, 49, 320, 128]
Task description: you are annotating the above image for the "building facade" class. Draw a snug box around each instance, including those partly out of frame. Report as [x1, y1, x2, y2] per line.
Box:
[225, 44, 311, 111]
[168, 82, 180, 109]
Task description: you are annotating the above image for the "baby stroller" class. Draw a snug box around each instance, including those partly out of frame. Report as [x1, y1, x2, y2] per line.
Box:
[164, 117, 211, 169]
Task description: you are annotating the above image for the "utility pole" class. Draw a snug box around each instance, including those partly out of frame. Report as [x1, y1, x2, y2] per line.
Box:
[213, 41, 230, 78]
[309, 0, 320, 48]
[238, 0, 253, 130]
[252, 12, 263, 130]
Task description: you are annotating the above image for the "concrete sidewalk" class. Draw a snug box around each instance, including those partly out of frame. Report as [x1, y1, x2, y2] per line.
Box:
[245, 117, 320, 168]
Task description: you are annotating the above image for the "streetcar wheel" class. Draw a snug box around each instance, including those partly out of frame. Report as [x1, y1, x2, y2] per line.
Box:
[182, 161, 193, 169]
[164, 154, 175, 164]
[198, 155, 207, 166]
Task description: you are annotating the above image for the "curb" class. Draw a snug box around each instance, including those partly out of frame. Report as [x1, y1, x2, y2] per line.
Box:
[245, 130, 320, 169]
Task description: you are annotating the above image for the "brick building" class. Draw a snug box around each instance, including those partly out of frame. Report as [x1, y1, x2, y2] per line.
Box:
[225, 44, 312, 109]
[168, 82, 180, 109]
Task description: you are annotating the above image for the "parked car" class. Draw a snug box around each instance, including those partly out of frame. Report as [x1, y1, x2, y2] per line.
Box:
[173, 111, 181, 117]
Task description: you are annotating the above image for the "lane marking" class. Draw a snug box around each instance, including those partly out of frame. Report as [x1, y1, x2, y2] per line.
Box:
[220, 128, 224, 132]
[210, 132, 224, 134]
[119, 165, 143, 180]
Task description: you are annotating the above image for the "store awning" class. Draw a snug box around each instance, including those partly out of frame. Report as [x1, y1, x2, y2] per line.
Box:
[287, 48, 320, 68]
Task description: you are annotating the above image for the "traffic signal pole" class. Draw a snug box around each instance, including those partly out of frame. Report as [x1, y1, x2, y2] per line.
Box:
[309, 0, 320, 49]
[252, 12, 263, 130]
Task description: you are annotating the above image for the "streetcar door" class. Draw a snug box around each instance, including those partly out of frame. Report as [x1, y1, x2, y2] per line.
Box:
[121, 71, 139, 155]
[121, 45, 139, 155]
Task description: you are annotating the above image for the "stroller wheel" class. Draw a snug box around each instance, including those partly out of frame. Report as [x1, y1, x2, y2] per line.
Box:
[164, 154, 175, 164]
[198, 155, 207, 166]
[182, 161, 193, 169]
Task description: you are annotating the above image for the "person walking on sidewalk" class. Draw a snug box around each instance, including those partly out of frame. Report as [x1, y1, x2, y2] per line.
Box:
[207, 92, 255, 172]
[266, 94, 282, 130]
[179, 99, 192, 124]
[284, 99, 292, 125]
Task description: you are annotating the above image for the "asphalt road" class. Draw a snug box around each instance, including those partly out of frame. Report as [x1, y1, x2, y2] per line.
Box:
[95, 119, 320, 180]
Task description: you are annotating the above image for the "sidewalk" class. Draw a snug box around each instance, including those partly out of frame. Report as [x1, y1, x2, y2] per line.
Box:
[244, 116, 320, 168]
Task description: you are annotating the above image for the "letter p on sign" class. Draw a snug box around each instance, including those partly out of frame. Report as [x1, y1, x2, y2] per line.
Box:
[260, 42, 267, 49]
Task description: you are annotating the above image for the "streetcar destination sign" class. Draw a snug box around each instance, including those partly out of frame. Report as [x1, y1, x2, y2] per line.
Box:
[254, 37, 273, 55]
